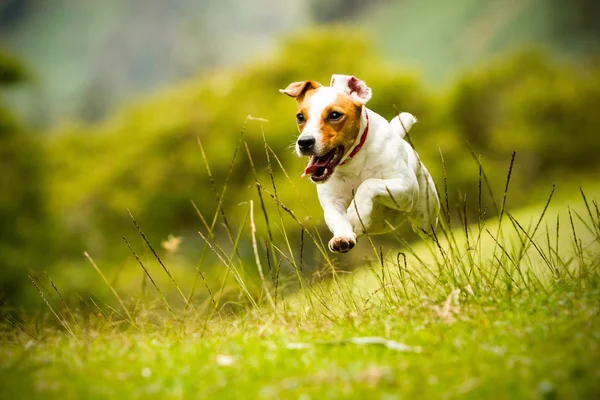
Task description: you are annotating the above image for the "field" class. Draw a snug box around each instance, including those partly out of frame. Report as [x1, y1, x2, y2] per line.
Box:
[1, 178, 599, 399]
[2, 2, 600, 399]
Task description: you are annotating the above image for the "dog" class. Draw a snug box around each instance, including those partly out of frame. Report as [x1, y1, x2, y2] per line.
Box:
[280, 74, 440, 253]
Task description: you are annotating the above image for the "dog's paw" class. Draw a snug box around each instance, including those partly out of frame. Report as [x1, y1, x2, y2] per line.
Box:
[328, 235, 356, 253]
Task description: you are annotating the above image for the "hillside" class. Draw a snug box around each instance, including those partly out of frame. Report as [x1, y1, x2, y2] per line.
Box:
[1, 185, 598, 399]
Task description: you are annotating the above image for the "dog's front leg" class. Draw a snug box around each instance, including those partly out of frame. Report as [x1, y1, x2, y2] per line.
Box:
[317, 184, 356, 253]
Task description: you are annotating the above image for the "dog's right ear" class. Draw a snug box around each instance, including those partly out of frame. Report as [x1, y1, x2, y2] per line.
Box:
[330, 74, 372, 105]
[279, 80, 322, 99]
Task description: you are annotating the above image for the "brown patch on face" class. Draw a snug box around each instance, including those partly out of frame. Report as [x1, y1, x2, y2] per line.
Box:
[317, 92, 362, 152]
[295, 87, 321, 133]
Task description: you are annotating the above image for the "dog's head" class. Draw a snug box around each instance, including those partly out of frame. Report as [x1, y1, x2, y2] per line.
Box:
[280, 74, 372, 183]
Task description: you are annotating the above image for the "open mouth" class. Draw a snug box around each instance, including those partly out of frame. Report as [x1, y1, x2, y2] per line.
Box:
[301, 146, 345, 183]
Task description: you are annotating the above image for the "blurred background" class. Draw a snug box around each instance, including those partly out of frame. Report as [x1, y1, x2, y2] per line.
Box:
[1, 0, 599, 308]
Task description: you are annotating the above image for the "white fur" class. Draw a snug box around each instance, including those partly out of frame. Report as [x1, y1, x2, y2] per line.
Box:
[308, 75, 440, 253]
[295, 87, 339, 157]
[390, 112, 417, 139]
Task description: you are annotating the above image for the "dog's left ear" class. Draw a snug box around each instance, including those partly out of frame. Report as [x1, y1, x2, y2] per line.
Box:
[330, 74, 372, 105]
[279, 80, 322, 99]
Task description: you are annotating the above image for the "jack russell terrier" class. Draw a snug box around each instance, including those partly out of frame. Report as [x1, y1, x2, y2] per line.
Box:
[280, 74, 440, 253]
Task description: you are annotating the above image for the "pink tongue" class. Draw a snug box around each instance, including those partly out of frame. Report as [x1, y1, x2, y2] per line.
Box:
[302, 155, 330, 177]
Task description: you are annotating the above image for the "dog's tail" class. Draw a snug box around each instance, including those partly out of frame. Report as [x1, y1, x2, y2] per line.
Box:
[390, 112, 417, 139]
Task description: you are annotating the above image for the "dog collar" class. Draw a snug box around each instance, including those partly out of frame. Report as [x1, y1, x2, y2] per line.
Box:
[339, 110, 369, 166]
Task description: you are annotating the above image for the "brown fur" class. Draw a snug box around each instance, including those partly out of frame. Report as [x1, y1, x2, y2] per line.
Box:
[296, 91, 362, 154]
[295, 88, 318, 131]
[280, 80, 322, 100]
[319, 93, 362, 150]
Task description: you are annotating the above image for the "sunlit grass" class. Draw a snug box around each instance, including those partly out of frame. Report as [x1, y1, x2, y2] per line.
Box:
[1, 129, 599, 399]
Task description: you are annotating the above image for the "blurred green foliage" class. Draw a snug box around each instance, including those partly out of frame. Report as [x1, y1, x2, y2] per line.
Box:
[2, 28, 600, 306]
[0, 51, 51, 300]
[45, 28, 432, 263]
[448, 50, 600, 207]
[0, 52, 29, 85]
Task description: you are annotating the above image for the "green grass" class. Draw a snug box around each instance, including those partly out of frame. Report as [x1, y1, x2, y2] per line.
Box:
[1, 171, 600, 399]
[2, 289, 598, 399]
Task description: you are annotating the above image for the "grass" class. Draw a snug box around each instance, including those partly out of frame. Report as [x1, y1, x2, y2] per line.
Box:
[2, 288, 598, 399]
[1, 138, 599, 399]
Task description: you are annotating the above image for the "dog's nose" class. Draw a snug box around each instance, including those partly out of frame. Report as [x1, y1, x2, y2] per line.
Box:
[297, 137, 315, 152]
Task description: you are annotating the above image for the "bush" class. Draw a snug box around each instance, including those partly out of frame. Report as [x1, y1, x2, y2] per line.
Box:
[448, 50, 600, 208]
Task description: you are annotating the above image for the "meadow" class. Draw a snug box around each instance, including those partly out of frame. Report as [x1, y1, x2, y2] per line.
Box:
[1, 143, 598, 398]
[2, 24, 600, 399]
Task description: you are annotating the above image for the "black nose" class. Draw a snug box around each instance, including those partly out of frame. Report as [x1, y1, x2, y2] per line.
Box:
[297, 137, 315, 151]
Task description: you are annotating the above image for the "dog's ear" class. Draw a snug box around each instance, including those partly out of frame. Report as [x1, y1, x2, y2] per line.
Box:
[330, 74, 372, 105]
[279, 80, 322, 99]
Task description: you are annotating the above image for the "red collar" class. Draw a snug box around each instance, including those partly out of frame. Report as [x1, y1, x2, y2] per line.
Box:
[339, 111, 369, 166]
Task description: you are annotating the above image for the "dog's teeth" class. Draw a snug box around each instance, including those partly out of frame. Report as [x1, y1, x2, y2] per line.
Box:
[324, 168, 329, 175]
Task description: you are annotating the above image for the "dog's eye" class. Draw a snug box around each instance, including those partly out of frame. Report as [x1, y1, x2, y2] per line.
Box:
[328, 111, 343, 121]
[296, 113, 305, 124]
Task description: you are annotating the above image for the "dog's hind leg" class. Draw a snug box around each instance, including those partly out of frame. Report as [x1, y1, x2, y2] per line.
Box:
[347, 177, 419, 236]
[408, 164, 440, 233]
